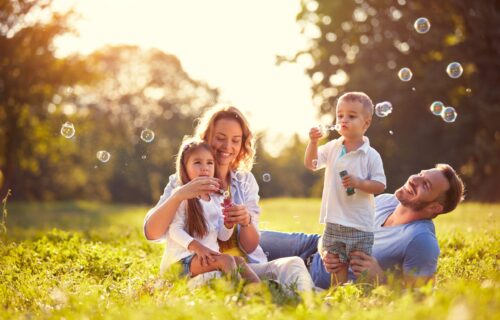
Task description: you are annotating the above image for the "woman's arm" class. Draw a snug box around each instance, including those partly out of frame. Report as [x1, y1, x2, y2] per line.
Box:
[144, 176, 221, 241]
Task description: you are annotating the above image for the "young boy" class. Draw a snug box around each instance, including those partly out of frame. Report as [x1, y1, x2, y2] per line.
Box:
[304, 92, 386, 285]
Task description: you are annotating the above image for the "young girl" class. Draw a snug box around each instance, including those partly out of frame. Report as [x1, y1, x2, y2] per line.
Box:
[163, 137, 260, 283]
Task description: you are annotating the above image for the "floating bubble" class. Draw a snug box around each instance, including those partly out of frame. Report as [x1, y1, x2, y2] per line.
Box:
[312, 159, 318, 169]
[411, 87, 416, 91]
[430, 101, 445, 116]
[441, 107, 457, 123]
[375, 101, 393, 117]
[446, 62, 463, 79]
[398, 67, 412, 81]
[262, 173, 271, 183]
[141, 155, 147, 160]
[235, 171, 245, 182]
[96, 150, 111, 163]
[465, 88, 471, 93]
[414, 17, 431, 34]
[319, 124, 341, 135]
[140, 129, 155, 143]
[60, 122, 75, 139]
[222, 190, 230, 198]
[389, 130, 394, 135]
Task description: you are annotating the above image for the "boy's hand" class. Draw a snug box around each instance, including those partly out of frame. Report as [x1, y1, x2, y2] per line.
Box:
[188, 240, 221, 267]
[342, 174, 361, 188]
[309, 126, 323, 143]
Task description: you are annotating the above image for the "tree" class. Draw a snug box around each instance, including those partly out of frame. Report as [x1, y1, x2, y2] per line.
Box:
[0, 0, 92, 199]
[291, 0, 500, 200]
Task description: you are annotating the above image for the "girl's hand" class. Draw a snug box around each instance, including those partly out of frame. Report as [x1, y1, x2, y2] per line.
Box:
[341, 174, 360, 189]
[309, 126, 323, 143]
[175, 176, 221, 200]
[223, 204, 251, 227]
[188, 240, 221, 267]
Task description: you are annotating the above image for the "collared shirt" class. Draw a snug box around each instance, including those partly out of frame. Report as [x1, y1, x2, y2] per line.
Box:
[144, 170, 267, 264]
[316, 136, 386, 232]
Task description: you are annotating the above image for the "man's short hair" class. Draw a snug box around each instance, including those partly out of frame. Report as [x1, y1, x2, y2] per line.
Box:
[337, 92, 374, 118]
[435, 163, 465, 214]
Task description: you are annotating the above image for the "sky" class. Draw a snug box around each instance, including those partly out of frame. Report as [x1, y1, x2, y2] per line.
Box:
[54, 0, 320, 154]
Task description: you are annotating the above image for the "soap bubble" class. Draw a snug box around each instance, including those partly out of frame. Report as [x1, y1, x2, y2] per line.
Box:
[389, 130, 394, 135]
[441, 107, 457, 123]
[430, 101, 445, 116]
[398, 67, 413, 81]
[223, 190, 230, 198]
[60, 122, 75, 139]
[235, 171, 245, 182]
[414, 17, 431, 34]
[140, 129, 155, 143]
[262, 173, 271, 182]
[141, 155, 147, 160]
[375, 101, 393, 117]
[446, 62, 463, 79]
[312, 159, 318, 169]
[318, 124, 340, 135]
[96, 150, 111, 163]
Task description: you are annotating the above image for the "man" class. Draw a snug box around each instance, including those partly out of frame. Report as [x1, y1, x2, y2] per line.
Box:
[260, 164, 465, 288]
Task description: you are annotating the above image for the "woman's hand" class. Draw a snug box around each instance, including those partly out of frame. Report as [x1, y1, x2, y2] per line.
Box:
[223, 204, 251, 227]
[349, 251, 385, 282]
[188, 240, 221, 267]
[320, 250, 346, 273]
[175, 176, 221, 200]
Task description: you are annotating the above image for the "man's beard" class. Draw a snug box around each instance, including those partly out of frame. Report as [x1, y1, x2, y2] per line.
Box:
[395, 188, 431, 211]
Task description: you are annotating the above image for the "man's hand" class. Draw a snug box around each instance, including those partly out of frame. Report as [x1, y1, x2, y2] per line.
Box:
[320, 250, 346, 273]
[188, 240, 221, 267]
[349, 251, 385, 282]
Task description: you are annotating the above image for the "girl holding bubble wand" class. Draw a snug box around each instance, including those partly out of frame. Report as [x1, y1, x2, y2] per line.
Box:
[165, 137, 260, 282]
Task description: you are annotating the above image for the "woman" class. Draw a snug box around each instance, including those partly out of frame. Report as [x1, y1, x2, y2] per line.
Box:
[144, 105, 314, 291]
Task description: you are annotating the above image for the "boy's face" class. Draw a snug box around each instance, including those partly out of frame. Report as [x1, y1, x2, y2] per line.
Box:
[336, 101, 371, 139]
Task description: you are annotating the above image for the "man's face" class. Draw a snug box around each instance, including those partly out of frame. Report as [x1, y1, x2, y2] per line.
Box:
[395, 169, 450, 212]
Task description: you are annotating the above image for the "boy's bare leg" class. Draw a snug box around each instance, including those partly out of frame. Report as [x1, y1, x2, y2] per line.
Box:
[234, 256, 260, 283]
[190, 253, 239, 279]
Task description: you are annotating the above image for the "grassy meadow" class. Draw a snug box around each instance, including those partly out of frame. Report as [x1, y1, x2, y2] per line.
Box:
[1, 199, 499, 319]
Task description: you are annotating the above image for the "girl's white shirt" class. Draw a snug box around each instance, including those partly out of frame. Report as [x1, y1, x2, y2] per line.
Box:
[145, 170, 268, 265]
[160, 194, 234, 274]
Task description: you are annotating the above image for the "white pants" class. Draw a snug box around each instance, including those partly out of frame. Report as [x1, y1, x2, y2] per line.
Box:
[187, 256, 314, 291]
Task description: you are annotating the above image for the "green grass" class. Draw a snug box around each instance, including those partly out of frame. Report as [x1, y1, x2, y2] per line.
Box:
[1, 199, 499, 319]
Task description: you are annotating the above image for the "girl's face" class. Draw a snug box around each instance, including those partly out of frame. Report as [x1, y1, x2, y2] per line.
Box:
[210, 118, 243, 167]
[185, 148, 215, 181]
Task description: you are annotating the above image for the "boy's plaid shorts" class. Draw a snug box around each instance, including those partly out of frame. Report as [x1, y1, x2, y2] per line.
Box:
[321, 223, 374, 263]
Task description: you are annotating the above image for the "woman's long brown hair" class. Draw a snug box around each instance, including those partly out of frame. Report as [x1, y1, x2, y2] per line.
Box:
[176, 137, 218, 238]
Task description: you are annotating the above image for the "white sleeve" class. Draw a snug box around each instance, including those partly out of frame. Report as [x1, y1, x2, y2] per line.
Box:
[241, 172, 261, 227]
[218, 222, 234, 241]
[316, 140, 336, 170]
[368, 150, 386, 187]
[168, 201, 195, 249]
[143, 174, 178, 242]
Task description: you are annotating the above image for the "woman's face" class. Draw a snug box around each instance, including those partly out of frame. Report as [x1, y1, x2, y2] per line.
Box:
[210, 118, 243, 168]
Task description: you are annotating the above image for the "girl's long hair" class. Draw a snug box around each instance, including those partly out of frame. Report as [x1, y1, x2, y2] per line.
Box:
[194, 105, 256, 172]
[175, 137, 218, 238]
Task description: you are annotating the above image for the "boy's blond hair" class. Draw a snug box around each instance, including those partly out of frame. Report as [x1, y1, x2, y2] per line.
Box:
[337, 92, 374, 118]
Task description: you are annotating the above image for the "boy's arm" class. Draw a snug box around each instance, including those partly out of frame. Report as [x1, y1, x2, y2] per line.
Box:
[304, 127, 323, 170]
[356, 179, 386, 194]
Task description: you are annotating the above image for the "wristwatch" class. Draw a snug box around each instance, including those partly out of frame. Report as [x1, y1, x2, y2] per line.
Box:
[241, 214, 252, 227]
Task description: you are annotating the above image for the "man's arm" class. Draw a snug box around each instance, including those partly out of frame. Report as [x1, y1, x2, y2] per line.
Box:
[401, 233, 440, 287]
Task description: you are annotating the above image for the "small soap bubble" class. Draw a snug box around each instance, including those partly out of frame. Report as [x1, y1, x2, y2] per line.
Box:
[141, 155, 147, 160]
[441, 106, 457, 123]
[140, 129, 155, 143]
[312, 159, 318, 169]
[223, 190, 230, 198]
[446, 62, 463, 79]
[319, 124, 341, 135]
[60, 122, 75, 139]
[389, 130, 394, 135]
[265, 251, 270, 257]
[414, 17, 431, 34]
[465, 88, 471, 93]
[96, 150, 111, 163]
[375, 101, 393, 117]
[235, 171, 245, 182]
[262, 173, 271, 183]
[398, 68, 412, 81]
[430, 101, 445, 116]
[411, 87, 416, 91]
